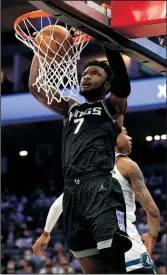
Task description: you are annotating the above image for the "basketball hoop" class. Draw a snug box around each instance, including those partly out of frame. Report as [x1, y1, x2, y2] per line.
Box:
[14, 10, 94, 104]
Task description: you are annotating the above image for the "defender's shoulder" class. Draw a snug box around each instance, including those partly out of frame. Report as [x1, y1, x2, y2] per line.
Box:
[116, 156, 136, 176]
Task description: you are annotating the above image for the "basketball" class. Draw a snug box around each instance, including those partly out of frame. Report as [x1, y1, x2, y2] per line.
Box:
[34, 25, 73, 63]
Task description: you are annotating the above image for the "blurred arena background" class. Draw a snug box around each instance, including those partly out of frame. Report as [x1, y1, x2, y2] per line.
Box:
[1, 1, 167, 274]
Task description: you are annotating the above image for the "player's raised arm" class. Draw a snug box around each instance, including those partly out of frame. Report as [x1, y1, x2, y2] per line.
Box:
[29, 55, 78, 118]
[104, 48, 131, 125]
[125, 159, 160, 254]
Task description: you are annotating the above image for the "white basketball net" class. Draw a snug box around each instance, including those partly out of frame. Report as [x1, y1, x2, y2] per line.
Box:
[15, 16, 90, 104]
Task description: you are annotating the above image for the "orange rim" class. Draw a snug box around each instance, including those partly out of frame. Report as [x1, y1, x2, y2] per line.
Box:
[14, 10, 94, 44]
[101, 3, 111, 10]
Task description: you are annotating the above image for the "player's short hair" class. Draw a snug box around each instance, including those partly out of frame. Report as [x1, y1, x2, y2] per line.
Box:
[83, 60, 115, 82]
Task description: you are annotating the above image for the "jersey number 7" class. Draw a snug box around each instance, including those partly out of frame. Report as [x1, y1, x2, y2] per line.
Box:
[74, 118, 84, 134]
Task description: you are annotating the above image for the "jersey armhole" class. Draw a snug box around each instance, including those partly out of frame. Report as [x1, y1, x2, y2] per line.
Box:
[68, 103, 80, 114]
[63, 103, 80, 126]
[101, 100, 116, 122]
[115, 155, 132, 186]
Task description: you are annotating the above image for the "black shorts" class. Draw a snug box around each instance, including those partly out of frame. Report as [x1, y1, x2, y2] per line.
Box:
[63, 172, 132, 258]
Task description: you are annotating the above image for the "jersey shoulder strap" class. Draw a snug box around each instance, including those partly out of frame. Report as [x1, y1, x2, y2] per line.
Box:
[68, 102, 80, 114]
[115, 152, 128, 159]
[101, 99, 116, 122]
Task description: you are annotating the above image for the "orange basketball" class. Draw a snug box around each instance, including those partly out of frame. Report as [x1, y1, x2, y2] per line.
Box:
[35, 25, 73, 63]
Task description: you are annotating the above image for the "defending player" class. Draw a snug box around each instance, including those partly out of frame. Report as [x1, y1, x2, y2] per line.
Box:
[113, 127, 160, 273]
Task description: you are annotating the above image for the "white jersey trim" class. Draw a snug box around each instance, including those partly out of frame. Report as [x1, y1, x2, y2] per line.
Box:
[68, 102, 80, 114]
[114, 165, 131, 188]
[115, 152, 128, 159]
[101, 100, 115, 122]
[97, 238, 113, 250]
[115, 152, 132, 185]
[84, 100, 101, 105]
[126, 262, 144, 272]
[71, 247, 99, 258]
[68, 100, 102, 115]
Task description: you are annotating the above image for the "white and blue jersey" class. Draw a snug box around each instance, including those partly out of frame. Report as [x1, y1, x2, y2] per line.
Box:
[113, 153, 154, 272]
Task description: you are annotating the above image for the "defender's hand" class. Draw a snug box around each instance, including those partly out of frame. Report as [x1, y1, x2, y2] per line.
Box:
[141, 232, 157, 255]
[32, 231, 50, 257]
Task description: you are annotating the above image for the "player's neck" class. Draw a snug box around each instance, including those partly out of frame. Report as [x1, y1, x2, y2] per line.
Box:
[115, 148, 128, 156]
[85, 95, 104, 103]
[85, 99, 100, 103]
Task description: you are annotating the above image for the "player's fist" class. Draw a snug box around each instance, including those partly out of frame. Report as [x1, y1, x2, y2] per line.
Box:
[141, 232, 157, 255]
[72, 28, 83, 37]
[32, 231, 50, 257]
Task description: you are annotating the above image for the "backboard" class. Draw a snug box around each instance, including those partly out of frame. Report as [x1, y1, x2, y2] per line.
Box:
[29, 1, 166, 76]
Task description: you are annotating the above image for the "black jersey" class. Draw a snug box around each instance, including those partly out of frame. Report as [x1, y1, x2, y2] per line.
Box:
[62, 100, 121, 179]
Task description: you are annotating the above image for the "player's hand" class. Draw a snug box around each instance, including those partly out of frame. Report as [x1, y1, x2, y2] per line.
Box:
[72, 28, 83, 37]
[32, 231, 50, 257]
[141, 232, 157, 255]
[32, 32, 38, 37]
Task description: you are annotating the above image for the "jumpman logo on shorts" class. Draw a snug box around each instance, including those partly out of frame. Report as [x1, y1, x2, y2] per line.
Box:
[98, 183, 107, 192]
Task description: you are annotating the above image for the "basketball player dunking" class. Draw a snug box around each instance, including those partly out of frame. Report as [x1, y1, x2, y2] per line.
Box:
[29, 44, 132, 273]
[32, 127, 160, 274]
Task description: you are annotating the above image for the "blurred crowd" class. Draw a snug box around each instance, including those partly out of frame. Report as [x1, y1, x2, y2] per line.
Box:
[1, 189, 82, 274]
[1, 69, 29, 96]
[1, 71, 14, 96]
[1, 179, 167, 274]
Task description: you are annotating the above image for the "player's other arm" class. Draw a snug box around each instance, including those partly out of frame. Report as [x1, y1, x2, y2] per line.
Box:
[32, 193, 63, 257]
[104, 91, 127, 128]
[108, 95, 127, 117]
[104, 49, 130, 126]
[29, 56, 78, 117]
[127, 160, 160, 253]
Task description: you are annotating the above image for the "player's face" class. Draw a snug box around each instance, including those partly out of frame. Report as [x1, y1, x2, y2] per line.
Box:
[116, 127, 132, 155]
[80, 66, 110, 99]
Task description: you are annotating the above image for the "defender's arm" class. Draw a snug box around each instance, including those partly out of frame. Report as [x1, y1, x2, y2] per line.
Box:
[116, 157, 160, 254]
[127, 160, 160, 239]
[32, 193, 63, 257]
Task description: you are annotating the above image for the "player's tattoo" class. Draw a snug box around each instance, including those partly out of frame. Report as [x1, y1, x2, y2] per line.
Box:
[130, 163, 152, 205]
